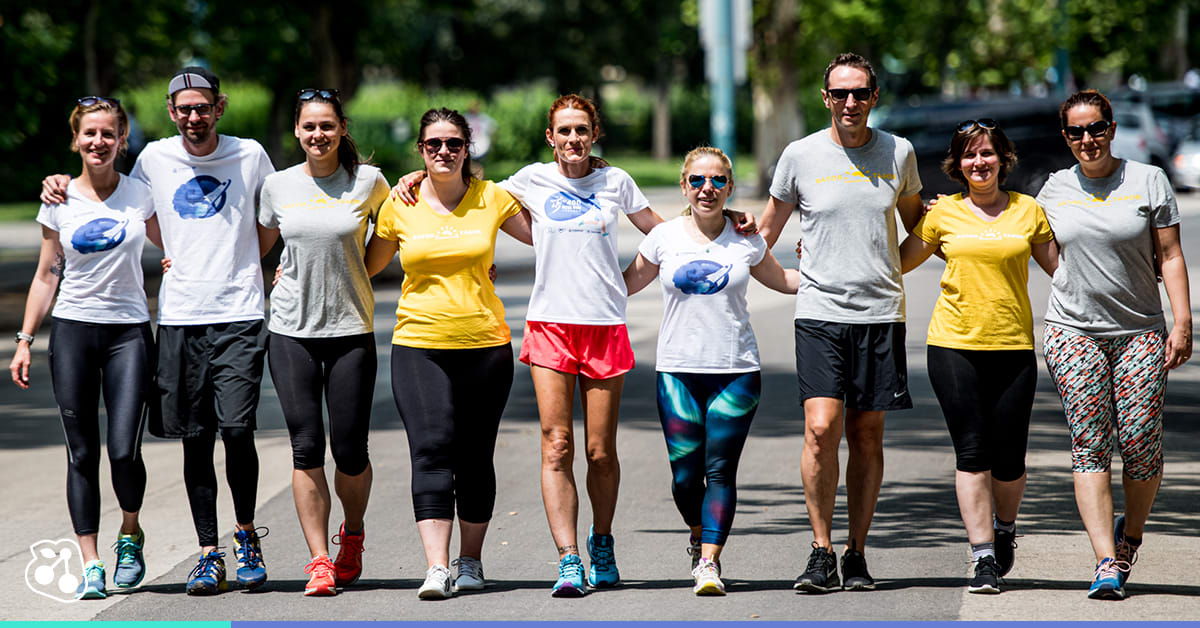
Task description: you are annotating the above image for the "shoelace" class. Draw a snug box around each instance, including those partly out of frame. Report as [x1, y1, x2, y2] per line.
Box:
[333, 530, 365, 556]
[452, 557, 482, 581]
[188, 551, 225, 579]
[693, 559, 720, 579]
[590, 538, 615, 568]
[974, 556, 999, 577]
[113, 535, 141, 566]
[1095, 558, 1124, 581]
[236, 527, 269, 567]
[559, 556, 584, 580]
[305, 556, 335, 576]
[84, 562, 105, 582]
[1114, 541, 1139, 569]
[806, 547, 831, 572]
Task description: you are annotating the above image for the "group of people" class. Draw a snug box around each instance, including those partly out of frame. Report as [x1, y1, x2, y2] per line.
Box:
[10, 52, 1188, 603]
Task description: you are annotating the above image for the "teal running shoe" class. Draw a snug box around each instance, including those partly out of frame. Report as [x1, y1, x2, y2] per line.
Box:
[233, 527, 268, 589]
[186, 550, 228, 595]
[1113, 515, 1139, 588]
[113, 528, 145, 588]
[551, 554, 586, 597]
[75, 560, 107, 600]
[1087, 557, 1125, 600]
[586, 526, 619, 588]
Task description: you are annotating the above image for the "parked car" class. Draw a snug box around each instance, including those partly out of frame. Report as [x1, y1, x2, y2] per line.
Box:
[1111, 82, 1200, 150]
[876, 97, 1075, 198]
[1111, 100, 1174, 181]
[1171, 115, 1200, 190]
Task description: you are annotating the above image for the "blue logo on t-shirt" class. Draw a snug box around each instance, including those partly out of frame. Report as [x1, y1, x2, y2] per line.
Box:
[71, 217, 128, 254]
[673, 260, 732, 295]
[545, 191, 601, 221]
[172, 175, 232, 219]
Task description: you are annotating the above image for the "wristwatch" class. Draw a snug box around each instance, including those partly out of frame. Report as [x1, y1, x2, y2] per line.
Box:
[15, 332, 34, 345]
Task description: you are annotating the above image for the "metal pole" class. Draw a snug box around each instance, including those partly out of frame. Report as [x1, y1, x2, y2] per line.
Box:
[710, 0, 736, 163]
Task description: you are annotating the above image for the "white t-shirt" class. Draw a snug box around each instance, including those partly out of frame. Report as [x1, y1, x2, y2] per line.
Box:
[638, 217, 768, 373]
[37, 175, 155, 324]
[501, 162, 650, 324]
[131, 135, 275, 325]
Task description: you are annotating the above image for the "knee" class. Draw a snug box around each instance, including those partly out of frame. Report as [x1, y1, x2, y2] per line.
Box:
[845, 422, 884, 454]
[331, 446, 369, 477]
[220, 426, 254, 443]
[541, 429, 573, 471]
[804, 420, 841, 455]
[586, 445, 618, 475]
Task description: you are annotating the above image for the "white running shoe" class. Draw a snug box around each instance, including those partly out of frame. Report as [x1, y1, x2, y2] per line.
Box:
[418, 564, 454, 599]
[452, 556, 484, 591]
[692, 557, 725, 596]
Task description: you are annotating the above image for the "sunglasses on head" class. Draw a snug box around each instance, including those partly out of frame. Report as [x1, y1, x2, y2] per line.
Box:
[687, 174, 729, 190]
[1063, 120, 1112, 140]
[955, 118, 998, 133]
[826, 87, 874, 102]
[298, 88, 340, 102]
[77, 96, 121, 107]
[173, 102, 215, 117]
[421, 137, 466, 153]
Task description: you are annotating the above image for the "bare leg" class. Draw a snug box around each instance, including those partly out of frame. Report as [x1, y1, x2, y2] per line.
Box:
[416, 518, 453, 568]
[79, 533, 100, 564]
[956, 470, 995, 545]
[119, 510, 140, 536]
[581, 374, 623, 535]
[533, 366, 581, 557]
[1119, 473, 1161, 539]
[800, 397, 845, 549]
[1074, 470, 1116, 562]
[293, 467, 332, 557]
[992, 474, 1026, 525]
[334, 463, 372, 533]
[458, 520, 489, 559]
[844, 409, 885, 551]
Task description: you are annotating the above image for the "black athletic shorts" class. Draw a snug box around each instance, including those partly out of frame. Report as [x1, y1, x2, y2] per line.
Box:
[150, 319, 267, 438]
[793, 318, 911, 411]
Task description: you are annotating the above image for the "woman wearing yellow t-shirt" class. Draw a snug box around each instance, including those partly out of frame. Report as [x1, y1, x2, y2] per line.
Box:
[899, 120, 1057, 594]
[365, 108, 532, 600]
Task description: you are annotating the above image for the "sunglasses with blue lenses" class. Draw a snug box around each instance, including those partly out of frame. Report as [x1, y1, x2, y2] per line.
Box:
[687, 174, 729, 189]
[297, 88, 341, 102]
[955, 118, 999, 133]
[77, 96, 121, 107]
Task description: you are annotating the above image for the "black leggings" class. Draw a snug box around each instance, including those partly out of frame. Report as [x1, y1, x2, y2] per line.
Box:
[48, 318, 153, 536]
[183, 427, 259, 547]
[268, 332, 375, 475]
[927, 346, 1036, 482]
[390, 343, 513, 522]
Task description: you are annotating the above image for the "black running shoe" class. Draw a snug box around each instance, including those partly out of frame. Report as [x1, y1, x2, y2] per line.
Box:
[994, 527, 1016, 577]
[841, 549, 876, 591]
[968, 555, 1001, 594]
[794, 544, 839, 593]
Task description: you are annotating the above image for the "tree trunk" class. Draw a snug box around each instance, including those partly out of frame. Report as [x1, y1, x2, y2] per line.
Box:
[1161, 2, 1189, 79]
[652, 79, 671, 160]
[751, 0, 803, 196]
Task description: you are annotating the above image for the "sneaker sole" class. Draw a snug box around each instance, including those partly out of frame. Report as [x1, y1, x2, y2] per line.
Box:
[588, 579, 619, 589]
[551, 583, 587, 597]
[417, 587, 453, 600]
[76, 589, 107, 600]
[968, 583, 1001, 594]
[114, 570, 145, 589]
[455, 580, 485, 591]
[238, 576, 267, 590]
[694, 582, 726, 596]
[186, 581, 228, 596]
[305, 584, 337, 596]
[794, 579, 840, 593]
[1088, 587, 1126, 601]
[334, 574, 360, 587]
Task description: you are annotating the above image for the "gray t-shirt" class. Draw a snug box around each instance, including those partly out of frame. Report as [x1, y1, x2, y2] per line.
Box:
[259, 163, 390, 337]
[769, 129, 922, 323]
[1036, 160, 1179, 337]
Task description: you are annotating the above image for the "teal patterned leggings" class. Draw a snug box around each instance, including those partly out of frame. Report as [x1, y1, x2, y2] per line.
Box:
[656, 371, 760, 546]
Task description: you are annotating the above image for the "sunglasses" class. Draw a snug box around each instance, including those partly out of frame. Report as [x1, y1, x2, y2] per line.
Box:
[687, 174, 729, 189]
[955, 118, 998, 133]
[1064, 120, 1112, 140]
[173, 103, 215, 117]
[298, 88, 341, 101]
[826, 87, 874, 102]
[421, 137, 466, 153]
[77, 96, 121, 107]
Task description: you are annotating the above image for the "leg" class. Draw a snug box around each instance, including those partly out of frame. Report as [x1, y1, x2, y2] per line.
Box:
[326, 334, 377, 532]
[49, 320, 104, 561]
[699, 372, 760, 559]
[182, 432, 221, 551]
[1111, 330, 1167, 539]
[843, 408, 885, 551]
[656, 372, 709, 543]
[580, 373, 623, 536]
[532, 365, 581, 557]
[986, 350, 1037, 528]
[209, 321, 266, 530]
[801, 397, 845, 550]
[100, 324, 151, 528]
[450, 345, 514, 551]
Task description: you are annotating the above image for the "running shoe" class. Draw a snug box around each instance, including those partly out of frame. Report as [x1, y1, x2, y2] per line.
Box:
[551, 553, 586, 597]
[112, 528, 146, 588]
[186, 550, 228, 595]
[692, 557, 725, 596]
[417, 564, 454, 600]
[332, 523, 365, 586]
[794, 544, 840, 593]
[1113, 515, 1139, 588]
[233, 527, 268, 589]
[967, 555, 1001, 594]
[303, 555, 337, 596]
[75, 559, 107, 600]
[841, 549, 876, 591]
[1087, 557, 1125, 600]
[687, 536, 703, 571]
[994, 526, 1017, 577]
[452, 556, 485, 591]
[586, 526, 619, 588]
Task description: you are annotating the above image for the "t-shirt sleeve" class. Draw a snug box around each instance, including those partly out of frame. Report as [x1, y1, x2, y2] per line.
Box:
[747, 233, 768, 267]
[913, 206, 940, 244]
[374, 197, 400, 241]
[768, 144, 799, 205]
[35, 203, 58, 232]
[251, 143, 276, 213]
[637, 224, 663, 265]
[619, 170, 651, 215]
[365, 171, 390, 223]
[130, 178, 156, 221]
[492, 183, 523, 222]
[258, 178, 279, 229]
[1035, 172, 1058, 209]
[1031, 202, 1055, 244]
[898, 140, 923, 197]
[1149, 168, 1181, 228]
[497, 166, 531, 206]
[130, 150, 150, 185]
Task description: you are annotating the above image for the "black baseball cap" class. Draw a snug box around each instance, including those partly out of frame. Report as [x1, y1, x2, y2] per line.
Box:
[168, 66, 220, 96]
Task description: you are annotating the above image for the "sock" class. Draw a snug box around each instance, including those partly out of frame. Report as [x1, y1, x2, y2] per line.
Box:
[971, 542, 995, 562]
[994, 517, 1016, 533]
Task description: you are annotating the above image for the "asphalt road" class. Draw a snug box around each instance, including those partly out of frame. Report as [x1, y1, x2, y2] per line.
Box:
[3, 187, 1200, 621]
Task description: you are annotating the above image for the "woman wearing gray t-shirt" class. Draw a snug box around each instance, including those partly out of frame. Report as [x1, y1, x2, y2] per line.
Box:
[1036, 89, 1192, 601]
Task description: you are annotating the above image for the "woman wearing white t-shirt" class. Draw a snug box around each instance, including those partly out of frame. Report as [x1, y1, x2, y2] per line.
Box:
[10, 97, 161, 599]
[623, 147, 798, 595]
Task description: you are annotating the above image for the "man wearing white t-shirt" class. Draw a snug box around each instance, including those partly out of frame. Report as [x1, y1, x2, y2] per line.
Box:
[758, 53, 924, 593]
[42, 67, 275, 595]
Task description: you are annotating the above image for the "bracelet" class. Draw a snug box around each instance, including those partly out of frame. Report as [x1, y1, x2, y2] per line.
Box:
[15, 332, 34, 345]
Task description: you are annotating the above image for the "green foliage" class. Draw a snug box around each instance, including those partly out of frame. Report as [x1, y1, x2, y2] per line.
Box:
[118, 81, 273, 146]
[0, 203, 40, 223]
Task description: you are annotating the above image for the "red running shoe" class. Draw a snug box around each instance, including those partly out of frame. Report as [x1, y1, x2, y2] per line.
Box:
[304, 555, 337, 596]
[332, 523, 365, 586]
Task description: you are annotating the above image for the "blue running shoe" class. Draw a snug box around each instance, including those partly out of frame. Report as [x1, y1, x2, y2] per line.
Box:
[75, 560, 107, 600]
[551, 554, 586, 597]
[586, 526, 619, 588]
[186, 550, 228, 595]
[1113, 515, 1139, 588]
[113, 528, 145, 588]
[1087, 557, 1125, 600]
[233, 527, 268, 589]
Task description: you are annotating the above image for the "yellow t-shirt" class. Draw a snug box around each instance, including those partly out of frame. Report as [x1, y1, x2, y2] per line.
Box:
[374, 178, 523, 349]
[914, 191, 1054, 350]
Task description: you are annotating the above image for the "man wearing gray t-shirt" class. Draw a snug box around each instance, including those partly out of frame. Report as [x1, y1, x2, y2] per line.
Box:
[759, 53, 923, 593]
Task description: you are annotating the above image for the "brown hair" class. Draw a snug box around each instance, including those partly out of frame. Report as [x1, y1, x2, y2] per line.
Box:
[295, 90, 364, 182]
[679, 146, 734, 215]
[1058, 89, 1114, 129]
[418, 107, 474, 184]
[941, 124, 1018, 187]
[69, 98, 129, 155]
[547, 94, 609, 170]
[824, 52, 877, 91]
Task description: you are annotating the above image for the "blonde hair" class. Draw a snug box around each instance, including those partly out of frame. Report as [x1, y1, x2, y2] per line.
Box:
[69, 99, 129, 155]
[679, 146, 734, 215]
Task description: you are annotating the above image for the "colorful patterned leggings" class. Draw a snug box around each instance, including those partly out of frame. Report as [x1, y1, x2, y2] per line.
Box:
[656, 371, 760, 546]
[1042, 325, 1166, 480]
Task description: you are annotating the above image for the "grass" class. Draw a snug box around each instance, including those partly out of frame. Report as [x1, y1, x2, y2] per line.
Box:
[0, 203, 39, 223]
